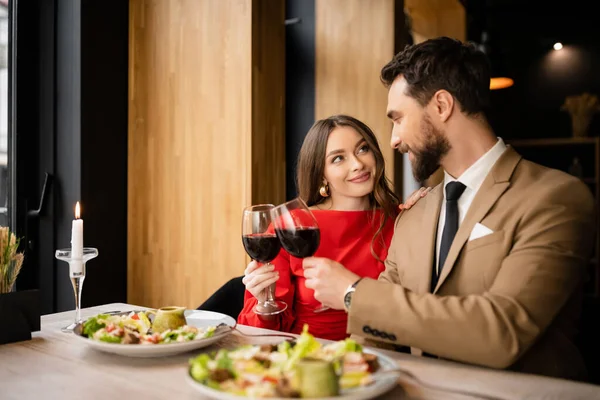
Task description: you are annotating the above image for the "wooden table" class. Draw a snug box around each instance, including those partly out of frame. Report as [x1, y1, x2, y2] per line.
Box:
[1, 303, 599, 400]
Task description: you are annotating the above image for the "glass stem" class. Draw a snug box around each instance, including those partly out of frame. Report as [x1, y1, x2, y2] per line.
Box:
[70, 275, 85, 323]
[263, 262, 276, 304]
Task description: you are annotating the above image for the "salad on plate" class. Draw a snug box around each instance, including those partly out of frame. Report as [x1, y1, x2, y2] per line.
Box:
[188, 324, 383, 398]
[81, 311, 217, 345]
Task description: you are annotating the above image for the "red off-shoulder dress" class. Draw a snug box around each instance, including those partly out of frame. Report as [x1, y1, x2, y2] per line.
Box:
[237, 209, 395, 340]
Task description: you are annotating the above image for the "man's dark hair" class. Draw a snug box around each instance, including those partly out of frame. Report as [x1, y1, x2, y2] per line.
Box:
[381, 36, 491, 115]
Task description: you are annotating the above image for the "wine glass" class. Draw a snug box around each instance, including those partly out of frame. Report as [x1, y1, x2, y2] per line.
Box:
[55, 247, 99, 332]
[242, 204, 287, 316]
[270, 198, 327, 312]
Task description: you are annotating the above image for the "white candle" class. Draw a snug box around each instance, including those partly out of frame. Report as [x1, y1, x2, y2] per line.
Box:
[71, 202, 83, 259]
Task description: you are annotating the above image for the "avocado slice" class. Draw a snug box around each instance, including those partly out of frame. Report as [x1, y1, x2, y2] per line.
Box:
[294, 357, 339, 398]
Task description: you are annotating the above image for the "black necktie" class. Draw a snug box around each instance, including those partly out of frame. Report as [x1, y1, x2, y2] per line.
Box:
[436, 181, 467, 281]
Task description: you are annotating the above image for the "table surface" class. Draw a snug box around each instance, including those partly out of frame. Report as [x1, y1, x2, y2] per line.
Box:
[1, 303, 599, 400]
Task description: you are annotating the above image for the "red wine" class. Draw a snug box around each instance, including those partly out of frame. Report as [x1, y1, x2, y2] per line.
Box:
[242, 234, 281, 263]
[275, 227, 320, 258]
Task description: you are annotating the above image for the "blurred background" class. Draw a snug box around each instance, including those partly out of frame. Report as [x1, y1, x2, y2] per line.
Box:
[6, 0, 599, 323]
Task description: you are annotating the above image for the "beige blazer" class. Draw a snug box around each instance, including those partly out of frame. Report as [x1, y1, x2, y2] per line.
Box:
[348, 147, 596, 380]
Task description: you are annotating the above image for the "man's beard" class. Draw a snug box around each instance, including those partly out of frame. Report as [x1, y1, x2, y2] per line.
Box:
[410, 115, 450, 183]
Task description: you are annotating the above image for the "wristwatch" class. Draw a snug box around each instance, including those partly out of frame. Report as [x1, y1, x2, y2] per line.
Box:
[343, 278, 363, 312]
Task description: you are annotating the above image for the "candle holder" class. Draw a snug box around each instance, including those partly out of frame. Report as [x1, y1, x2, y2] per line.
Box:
[55, 247, 98, 332]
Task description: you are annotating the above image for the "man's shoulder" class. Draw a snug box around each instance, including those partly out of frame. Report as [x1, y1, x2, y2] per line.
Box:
[514, 158, 595, 208]
[393, 183, 442, 229]
[517, 158, 587, 188]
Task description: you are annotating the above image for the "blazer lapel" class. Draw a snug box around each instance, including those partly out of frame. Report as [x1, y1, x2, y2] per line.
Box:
[433, 147, 522, 293]
[415, 184, 443, 294]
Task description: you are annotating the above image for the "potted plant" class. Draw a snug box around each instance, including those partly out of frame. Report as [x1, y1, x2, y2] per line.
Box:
[0, 227, 24, 293]
[0, 227, 40, 345]
[561, 92, 600, 138]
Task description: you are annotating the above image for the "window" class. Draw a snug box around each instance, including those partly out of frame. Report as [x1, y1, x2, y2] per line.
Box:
[0, 0, 8, 226]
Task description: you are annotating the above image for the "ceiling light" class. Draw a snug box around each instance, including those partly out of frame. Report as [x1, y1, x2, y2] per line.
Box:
[490, 77, 514, 90]
[477, 31, 514, 90]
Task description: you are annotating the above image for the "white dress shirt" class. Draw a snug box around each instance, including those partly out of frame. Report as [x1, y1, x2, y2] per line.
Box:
[435, 138, 508, 272]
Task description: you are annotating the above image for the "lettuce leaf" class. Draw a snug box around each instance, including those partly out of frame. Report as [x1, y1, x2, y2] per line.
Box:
[96, 332, 122, 344]
[139, 311, 152, 329]
[215, 349, 235, 375]
[277, 340, 292, 356]
[284, 324, 321, 371]
[202, 326, 216, 338]
[325, 337, 363, 358]
[190, 353, 212, 381]
[339, 371, 370, 389]
[82, 314, 109, 337]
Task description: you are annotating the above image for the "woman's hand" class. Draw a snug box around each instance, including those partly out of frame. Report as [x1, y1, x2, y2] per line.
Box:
[399, 186, 431, 211]
[242, 260, 280, 300]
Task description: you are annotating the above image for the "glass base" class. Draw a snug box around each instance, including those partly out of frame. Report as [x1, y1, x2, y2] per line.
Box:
[61, 322, 78, 333]
[253, 300, 287, 316]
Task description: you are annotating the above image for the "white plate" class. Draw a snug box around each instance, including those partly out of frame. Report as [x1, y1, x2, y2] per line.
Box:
[185, 347, 400, 400]
[72, 309, 236, 358]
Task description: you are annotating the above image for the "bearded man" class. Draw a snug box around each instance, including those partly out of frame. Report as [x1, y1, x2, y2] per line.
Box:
[301, 36, 596, 381]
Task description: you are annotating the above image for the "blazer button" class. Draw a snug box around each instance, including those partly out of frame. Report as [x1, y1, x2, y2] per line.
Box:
[363, 325, 372, 334]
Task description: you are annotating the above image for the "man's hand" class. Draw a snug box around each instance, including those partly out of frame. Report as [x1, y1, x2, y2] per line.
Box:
[399, 186, 431, 211]
[303, 257, 360, 310]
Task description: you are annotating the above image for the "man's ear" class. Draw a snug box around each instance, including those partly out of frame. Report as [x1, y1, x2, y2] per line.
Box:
[431, 90, 455, 123]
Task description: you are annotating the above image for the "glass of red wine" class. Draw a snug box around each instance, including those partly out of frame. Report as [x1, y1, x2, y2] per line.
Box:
[242, 204, 287, 316]
[270, 198, 327, 312]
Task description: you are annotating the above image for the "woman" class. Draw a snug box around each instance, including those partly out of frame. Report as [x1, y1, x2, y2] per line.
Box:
[237, 115, 427, 340]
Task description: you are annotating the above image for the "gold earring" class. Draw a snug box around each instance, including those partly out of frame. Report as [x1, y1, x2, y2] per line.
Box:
[319, 183, 330, 197]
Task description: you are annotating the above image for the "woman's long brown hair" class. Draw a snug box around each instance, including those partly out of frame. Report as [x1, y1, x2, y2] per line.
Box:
[296, 115, 400, 262]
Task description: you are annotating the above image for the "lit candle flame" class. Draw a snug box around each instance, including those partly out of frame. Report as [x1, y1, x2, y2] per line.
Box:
[75, 202, 81, 219]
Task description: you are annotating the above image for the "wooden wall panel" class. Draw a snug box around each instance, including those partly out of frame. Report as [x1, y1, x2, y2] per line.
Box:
[405, 0, 466, 43]
[128, 0, 285, 309]
[315, 0, 396, 185]
[252, 0, 286, 206]
[405, 0, 466, 188]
